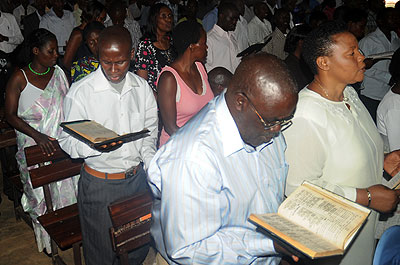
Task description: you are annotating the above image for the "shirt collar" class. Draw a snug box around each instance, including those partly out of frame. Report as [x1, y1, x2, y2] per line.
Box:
[36, 10, 42, 20]
[215, 93, 273, 157]
[92, 66, 138, 95]
[49, 7, 67, 19]
[375, 27, 398, 43]
[49, 8, 56, 16]
[253, 16, 263, 25]
[213, 24, 229, 35]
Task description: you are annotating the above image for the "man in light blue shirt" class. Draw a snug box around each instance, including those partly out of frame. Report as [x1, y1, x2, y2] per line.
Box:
[148, 53, 299, 264]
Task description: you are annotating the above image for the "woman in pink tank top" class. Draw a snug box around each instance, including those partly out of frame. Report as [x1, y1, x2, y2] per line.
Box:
[157, 20, 214, 146]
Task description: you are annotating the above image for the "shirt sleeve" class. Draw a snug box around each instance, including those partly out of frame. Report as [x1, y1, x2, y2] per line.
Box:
[359, 36, 392, 86]
[384, 109, 400, 152]
[7, 14, 23, 45]
[205, 35, 214, 72]
[38, 16, 48, 29]
[58, 86, 102, 159]
[139, 81, 158, 170]
[284, 116, 357, 201]
[247, 22, 257, 45]
[150, 156, 277, 264]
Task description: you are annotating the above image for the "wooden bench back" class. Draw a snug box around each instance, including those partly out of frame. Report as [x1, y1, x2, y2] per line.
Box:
[24, 140, 82, 212]
[0, 129, 17, 149]
[25, 140, 83, 189]
[108, 190, 153, 256]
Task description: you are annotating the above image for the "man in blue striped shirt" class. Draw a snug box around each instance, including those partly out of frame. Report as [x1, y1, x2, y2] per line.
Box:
[148, 53, 298, 264]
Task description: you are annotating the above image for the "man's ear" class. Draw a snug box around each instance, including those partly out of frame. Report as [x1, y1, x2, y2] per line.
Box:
[316, 56, 329, 72]
[130, 48, 135, 61]
[235, 92, 247, 112]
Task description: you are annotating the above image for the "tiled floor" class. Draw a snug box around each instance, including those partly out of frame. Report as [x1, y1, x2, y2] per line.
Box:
[0, 181, 156, 265]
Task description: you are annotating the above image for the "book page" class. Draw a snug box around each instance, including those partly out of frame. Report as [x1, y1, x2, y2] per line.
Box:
[254, 214, 340, 257]
[64, 121, 119, 143]
[375, 171, 400, 238]
[385, 171, 400, 190]
[278, 183, 369, 249]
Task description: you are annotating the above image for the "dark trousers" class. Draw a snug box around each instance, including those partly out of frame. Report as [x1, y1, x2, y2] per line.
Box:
[359, 94, 380, 124]
[78, 165, 149, 265]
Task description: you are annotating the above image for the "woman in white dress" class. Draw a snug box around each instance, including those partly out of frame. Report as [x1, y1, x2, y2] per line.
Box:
[283, 21, 400, 265]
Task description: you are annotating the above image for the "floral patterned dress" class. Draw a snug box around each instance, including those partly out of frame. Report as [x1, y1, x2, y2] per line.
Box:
[70, 56, 99, 83]
[16, 65, 79, 253]
[134, 37, 176, 93]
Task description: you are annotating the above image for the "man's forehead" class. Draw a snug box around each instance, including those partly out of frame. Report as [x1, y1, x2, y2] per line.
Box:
[99, 39, 130, 51]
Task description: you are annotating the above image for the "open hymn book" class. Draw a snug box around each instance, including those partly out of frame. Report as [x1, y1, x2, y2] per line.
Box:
[60, 120, 149, 149]
[249, 182, 370, 259]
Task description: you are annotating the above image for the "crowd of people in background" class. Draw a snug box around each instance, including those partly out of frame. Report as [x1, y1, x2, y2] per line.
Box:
[2, 0, 400, 264]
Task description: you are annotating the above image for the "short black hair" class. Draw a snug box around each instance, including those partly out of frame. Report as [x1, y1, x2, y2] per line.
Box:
[284, 24, 312, 53]
[389, 48, 400, 85]
[333, 5, 350, 22]
[309, 10, 327, 26]
[83, 21, 105, 42]
[302, 21, 347, 75]
[218, 2, 238, 17]
[172, 20, 203, 56]
[343, 8, 367, 23]
[108, 0, 127, 19]
[81, 0, 105, 23]
[29, 28, 57, 53]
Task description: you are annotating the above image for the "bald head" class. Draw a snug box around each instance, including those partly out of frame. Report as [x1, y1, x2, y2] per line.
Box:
[226, 53, 298, 147]
[208, 67, 233, 96]
[98, 25, 132, 52]
[228, 53, 297, 102]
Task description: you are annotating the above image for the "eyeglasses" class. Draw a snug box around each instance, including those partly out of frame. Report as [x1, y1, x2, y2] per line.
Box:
[242, 93, 293, 132]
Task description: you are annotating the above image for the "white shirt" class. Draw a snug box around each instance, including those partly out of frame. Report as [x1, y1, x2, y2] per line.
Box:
[359, 28, 400, 100]
[377, 89, 400, 152]
[243, 5, 254, 22]
[0, 12, 23, 53]
[148, 93, 287, 264]
[59, 67, 158, 173]
[261, 28, 287, 60]
[128, 2, 142, 19]
[39, 8, 76, 54]
[13, 4, 36, 29]
[233, 15, 249, 53]
[247, 16, 272, 45]
[284, 86, 382, 199]
[266, 3, 276, 15]
[206, 24, 241, 73]
[283, 86, 382, 265]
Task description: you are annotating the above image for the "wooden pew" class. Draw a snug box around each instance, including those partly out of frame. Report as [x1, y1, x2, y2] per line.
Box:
[25, 141, 83, 265]
[0, 120, 30, 225]
[108, 190, 153, 265]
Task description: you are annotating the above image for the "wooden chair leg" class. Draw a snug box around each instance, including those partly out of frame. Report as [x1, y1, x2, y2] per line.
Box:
[72, 242, 82, 265]
[50, 238, 60, 265]
[120, 253, 129, 265]
[12, 183, 20, 221]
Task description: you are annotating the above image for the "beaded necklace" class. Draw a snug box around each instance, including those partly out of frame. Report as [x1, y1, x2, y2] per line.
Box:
[28, 63, 50, 76]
